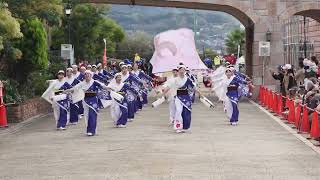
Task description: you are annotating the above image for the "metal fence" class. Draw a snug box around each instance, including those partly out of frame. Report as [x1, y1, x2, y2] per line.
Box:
[282, 16, 320, 67]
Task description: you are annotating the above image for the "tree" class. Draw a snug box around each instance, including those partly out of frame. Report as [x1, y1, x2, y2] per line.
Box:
[51, 4, 124, 63]
[0, 2, 23, 76]
[225, 29, 245, 55]
[7, 0, 63, 26]
[204, 48, 218, 60]
[116, 31, 153, 61]
[16, 18, 48, 80]
[0, 2, 23, 50]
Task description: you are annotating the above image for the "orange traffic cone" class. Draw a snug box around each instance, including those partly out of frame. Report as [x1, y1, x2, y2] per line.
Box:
[295, 104, 302, 129]
[310, 111, 320, 139]
[288, 100, 295, 123]
[300, 105, 311, 133]
[277, 94, 283, 115]
[273, 92, 278, 113]
[0, 104, 8, 128]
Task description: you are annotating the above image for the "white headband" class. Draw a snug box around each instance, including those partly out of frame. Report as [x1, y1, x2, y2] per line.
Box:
[177, 64, 186, 69]
[84, 70, 92, 75]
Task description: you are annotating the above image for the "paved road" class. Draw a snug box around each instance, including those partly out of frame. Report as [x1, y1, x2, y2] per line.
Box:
[0, 100, 320, 180]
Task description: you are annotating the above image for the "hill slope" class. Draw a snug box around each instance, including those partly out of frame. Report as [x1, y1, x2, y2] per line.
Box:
[107, 5, 242, 51]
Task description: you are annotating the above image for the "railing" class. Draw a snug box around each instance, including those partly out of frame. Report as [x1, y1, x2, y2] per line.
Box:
[259, 86, 320, 139]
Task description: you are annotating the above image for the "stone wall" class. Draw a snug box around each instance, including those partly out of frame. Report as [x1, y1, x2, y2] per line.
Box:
[6, 98, 52, 123]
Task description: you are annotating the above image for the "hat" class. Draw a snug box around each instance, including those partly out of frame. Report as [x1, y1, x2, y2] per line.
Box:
[97, 63, 102, 68]
[92, 65, 97, 68]
[87, 65, 92, 69]
[66, 68, 73, 72]
[127, 64, 132, 68]
[80, 66, 86, 70]
[119, 62, 125, 66]
[172, 68, 178, 71]
[71, 64, 77, 68]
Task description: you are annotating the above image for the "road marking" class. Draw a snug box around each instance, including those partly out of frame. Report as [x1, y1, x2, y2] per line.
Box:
[250, 100, 320, 155]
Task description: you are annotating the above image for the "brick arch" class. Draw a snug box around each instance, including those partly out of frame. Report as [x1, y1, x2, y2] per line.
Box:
[278, 1, 320, 22]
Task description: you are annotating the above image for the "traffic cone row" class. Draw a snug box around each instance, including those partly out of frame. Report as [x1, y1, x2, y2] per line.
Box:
[0, 81, 8, 128]
[259, 86, 320, 140]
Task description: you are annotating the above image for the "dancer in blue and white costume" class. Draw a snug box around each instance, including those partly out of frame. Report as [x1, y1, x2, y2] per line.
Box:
[120, 63, 142, 122]
[127, 64, 142, 112]
[65, 70, 113, 136]
[186, 67, 197, 103]
[42, 70, 72, 130]
[107, 73, 139, 128]
[163, 68, 179, 124]
[223, 67, 252, 125]
[75, 66, 86, 115]
[162, 64, 202, 133]
[132, 62, 153, 106]
[98, 63, 114, 81]
[65, 68, 81, 125]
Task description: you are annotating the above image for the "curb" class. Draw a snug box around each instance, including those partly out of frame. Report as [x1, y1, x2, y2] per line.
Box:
[0, 113, 52, 137]
[250, 100, 320, 155]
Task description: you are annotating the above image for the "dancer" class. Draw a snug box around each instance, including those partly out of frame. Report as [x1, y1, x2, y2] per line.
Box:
[163, 68, 178, 124]
[223, 67, 252, 125]
[132, 62, 153, 105]
[119, 63, 143, 121]
[42, 70, 72, 130]
[65, 68, 81, 125]
[64, 70, 113, 136]
[107, 73, 139, 127]
[162, 64, 202, 133]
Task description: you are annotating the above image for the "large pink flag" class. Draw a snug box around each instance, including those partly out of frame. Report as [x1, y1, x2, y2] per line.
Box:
[150, 28, 207, 73]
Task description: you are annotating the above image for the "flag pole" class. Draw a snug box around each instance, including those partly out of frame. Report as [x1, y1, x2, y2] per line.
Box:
[103, 38, 107, 67]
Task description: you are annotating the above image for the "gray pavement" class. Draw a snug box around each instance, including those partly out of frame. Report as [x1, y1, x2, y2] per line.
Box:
[0, 100, 320, 180]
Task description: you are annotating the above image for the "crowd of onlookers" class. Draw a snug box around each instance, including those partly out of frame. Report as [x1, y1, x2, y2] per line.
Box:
[271, 56, 320, 140]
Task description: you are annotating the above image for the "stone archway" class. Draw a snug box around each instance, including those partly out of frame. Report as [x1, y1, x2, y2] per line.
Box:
[84, 0, 257, 77]
[81, 0, 320, 92]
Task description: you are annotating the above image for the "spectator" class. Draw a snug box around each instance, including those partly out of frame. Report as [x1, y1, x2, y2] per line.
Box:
[295, 58, 305, 86]
[282, 64, 297, 98]
[271, 65, 286, 96]
[304, 58, 318, 78]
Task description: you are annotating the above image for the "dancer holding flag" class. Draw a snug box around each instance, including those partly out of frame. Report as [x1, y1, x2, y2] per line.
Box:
[161, 63, 202, 133]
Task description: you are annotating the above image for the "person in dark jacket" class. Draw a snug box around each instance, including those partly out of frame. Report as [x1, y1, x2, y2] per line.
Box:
[271, 65, 286, 96]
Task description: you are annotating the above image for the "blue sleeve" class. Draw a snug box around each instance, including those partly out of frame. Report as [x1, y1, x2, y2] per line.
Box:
[127, 84, 139, 95]
[235, 76, 247, 85]
[140, 72, 153, 82]
[130, 75, 143, 86]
